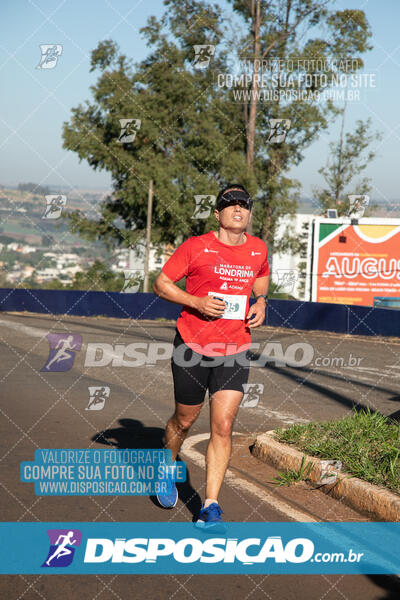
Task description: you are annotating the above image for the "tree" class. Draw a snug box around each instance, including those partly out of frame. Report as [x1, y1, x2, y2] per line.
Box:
[313, 108, 382, 215]
[63, 0, 372, 256]
[67, 261, 124, 291]
[62, 13, 246, 252]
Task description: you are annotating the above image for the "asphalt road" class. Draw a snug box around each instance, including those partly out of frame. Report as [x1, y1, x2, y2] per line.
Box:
[1, 311, 400, 600]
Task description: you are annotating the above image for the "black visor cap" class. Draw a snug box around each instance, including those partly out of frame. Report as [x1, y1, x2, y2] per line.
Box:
[216, 189, 253, 211]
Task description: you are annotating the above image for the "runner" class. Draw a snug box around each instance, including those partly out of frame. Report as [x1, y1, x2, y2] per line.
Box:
[153, 184, 269, 531]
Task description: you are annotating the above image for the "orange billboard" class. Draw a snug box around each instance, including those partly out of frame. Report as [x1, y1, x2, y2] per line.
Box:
[311, 219, 400, 306]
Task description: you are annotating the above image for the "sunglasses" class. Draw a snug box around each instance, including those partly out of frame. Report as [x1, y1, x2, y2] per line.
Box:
[218, 198, 251, 211]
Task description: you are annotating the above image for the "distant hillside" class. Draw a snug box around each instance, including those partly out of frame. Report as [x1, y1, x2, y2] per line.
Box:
[298, 197, 400, 217]
[0, 187, 108, 246]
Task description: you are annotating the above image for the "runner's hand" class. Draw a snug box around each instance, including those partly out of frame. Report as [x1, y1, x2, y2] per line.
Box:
[195, 296, 226, 317]
[246, 300, 265, 328]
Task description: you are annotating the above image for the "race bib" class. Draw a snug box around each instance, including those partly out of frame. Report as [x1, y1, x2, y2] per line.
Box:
[208, 292, 247, 320]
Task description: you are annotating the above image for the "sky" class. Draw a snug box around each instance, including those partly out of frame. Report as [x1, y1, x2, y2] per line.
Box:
[1, 0, 399, 205]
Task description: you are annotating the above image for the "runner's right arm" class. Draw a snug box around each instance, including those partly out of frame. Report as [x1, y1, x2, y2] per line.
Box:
[153, 272, 226, 318]
[154, 239, 226, 317]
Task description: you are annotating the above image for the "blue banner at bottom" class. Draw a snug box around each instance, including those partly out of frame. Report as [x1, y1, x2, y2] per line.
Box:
[0, 522, 398, 574]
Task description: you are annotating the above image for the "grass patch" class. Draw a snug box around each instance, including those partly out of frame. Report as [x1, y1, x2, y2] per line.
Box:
[273, 455, 314, 487]
[274, 409, 400, 494]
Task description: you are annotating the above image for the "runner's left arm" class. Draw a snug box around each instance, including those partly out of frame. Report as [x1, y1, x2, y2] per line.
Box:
[246, 275, 269, 328]
[252, 275, 269, 301]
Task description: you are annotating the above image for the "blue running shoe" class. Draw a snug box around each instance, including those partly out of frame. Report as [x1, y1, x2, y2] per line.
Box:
[195, 502, 227, 533]
[156, 469, 178, 508]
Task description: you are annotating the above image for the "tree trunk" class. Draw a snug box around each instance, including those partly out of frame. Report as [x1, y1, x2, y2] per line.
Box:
[246, 0, 261, 171]
[246, 0, 261, 236]
[335, 100, 347, 206]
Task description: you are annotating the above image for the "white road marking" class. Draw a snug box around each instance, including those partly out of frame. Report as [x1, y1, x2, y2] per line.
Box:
[252, 406, 309, 425]
[0, 317, 117, 362]
[181, 432, 316, 522]
[0, 318, 49, 339]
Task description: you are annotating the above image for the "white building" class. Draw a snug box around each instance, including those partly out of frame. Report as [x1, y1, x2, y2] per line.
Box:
[60, 253, 80, 263]
[36, 268, 60, 282]
[6, 243, 35, 253]
[112, 249, 129, 272]
[20, 245, 36, 254]
[112, 242, 166, 274]
[6, 270, 23, 283]
[7, 243, 20, 251]
[63, 265, 83, 277]
[42, 251, 82, 273]
[272, 213, 314, 300]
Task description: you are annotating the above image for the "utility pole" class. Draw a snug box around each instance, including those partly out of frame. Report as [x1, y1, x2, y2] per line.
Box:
[246, 0, 261, 172]
[143, 179, 153, 293]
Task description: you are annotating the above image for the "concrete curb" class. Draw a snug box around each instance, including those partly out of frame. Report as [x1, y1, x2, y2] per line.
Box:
[252, 430, 400, 522]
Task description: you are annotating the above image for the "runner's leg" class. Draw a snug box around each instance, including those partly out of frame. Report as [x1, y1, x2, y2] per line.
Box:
[164, 402, 203, 461]
[205, 389, 243, 502]
[167, 329, 208, 460]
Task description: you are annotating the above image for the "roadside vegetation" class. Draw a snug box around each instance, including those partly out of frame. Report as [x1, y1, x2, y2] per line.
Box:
[275, 409, 400, 494]
[273, 455, 314, 487]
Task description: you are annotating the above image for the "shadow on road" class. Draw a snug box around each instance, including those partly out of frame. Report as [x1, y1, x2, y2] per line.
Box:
[367, 575, 400, 599]
[91, 418, 202, 520]
[386, 401, 400, 421]
[247, 354, 400, 416]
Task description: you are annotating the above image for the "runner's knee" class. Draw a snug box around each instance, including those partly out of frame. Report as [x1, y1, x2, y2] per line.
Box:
[173, 412, 197, 433]
[211, 418, 234, 438]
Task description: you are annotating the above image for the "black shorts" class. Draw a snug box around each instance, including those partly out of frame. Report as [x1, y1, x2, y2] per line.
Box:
[171, 328, 250, 406]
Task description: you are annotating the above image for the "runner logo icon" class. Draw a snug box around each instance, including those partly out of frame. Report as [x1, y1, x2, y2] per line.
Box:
[42, 195, 67, 219]
[42, 529, 82, 567]
[267, 118, 291, 143]
[117, 119, 141, 144]
[193, 45, 215, 68]
[193, 195, 216, 219]
[86, 386, 110, 410]
[122, 269, 144, 293]
[41, 333, 82, 372]
[347, 194, 369, 219]
[241, 383, 264, 407]
[36, 44, 62, 69]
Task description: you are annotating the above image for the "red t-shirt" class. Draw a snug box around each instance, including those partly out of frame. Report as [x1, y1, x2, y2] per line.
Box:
[162, 230, 269, 356]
